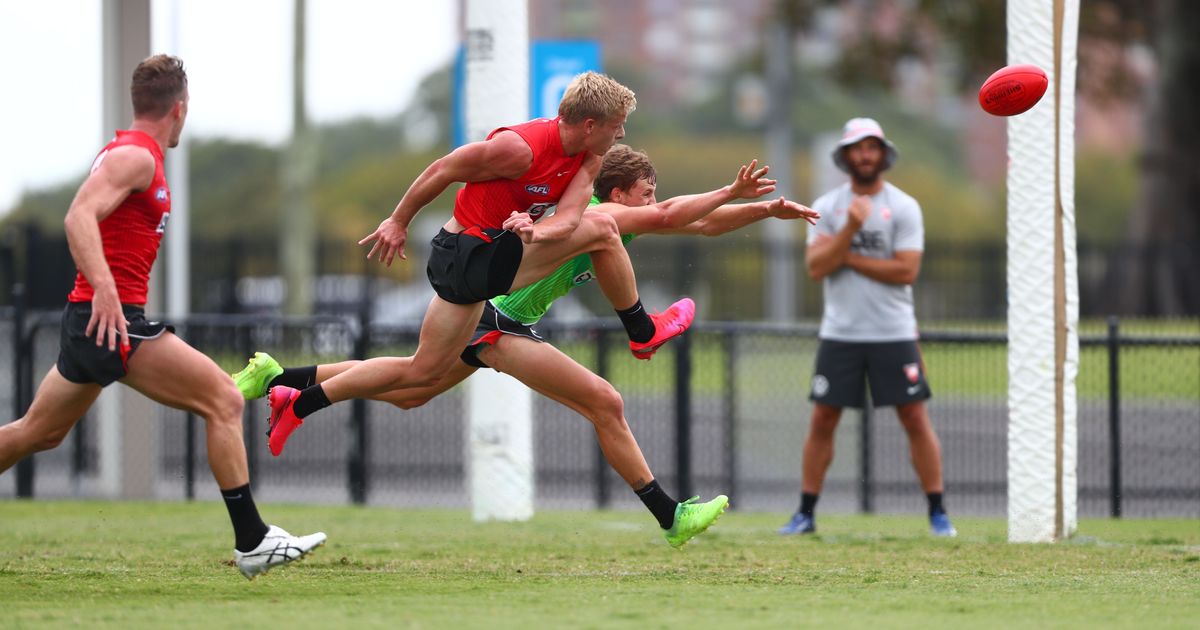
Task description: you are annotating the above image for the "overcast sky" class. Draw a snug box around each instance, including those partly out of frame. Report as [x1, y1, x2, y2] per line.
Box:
[0, 0, 457, 212]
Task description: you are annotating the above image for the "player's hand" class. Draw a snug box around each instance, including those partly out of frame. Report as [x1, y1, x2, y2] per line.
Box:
[847, 195, 872, 229]
[766, 197, 821, 225]
[86, 285, 129, 351]
[359, 217, 408, 266]
[503, 211, 537, 243]
[728, 159, 777, 200]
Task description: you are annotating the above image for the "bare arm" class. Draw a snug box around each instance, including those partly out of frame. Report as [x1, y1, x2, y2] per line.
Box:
[663, 197, 819, 236]
[508, 152, 602, 243]
[806, 194, 871, 280]
[361, 130, 534, 265]
[63, 145, 155, 350]
[594, 160, 776, 235]
[845, 250, 922, 285]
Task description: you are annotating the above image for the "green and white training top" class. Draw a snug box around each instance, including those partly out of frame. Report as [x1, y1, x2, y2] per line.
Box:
[490, 196, 636, 325]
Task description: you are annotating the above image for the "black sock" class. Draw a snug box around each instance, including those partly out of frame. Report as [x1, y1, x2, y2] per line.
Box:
[927, 492, 945, 516]
[293, 385, 332, 419]
[616, 300, 655, 344]
[635, 479, 679, 529]
[221, 483, 270, 552]
[270, 365, 318, 390]
[799, 492, 819, 517]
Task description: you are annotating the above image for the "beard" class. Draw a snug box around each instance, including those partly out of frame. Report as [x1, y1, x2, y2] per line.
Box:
[848, 161, 881, 186]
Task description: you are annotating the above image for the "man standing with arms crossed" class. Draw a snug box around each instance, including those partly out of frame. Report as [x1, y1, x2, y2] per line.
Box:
[0, 55, 325, 578]
[779, 118, 956, 537]
[267, 73, 694, 434]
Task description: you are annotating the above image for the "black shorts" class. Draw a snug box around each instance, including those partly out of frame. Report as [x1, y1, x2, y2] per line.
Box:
[459, 301, 544, 369]
[56, 302, 174, 386]
[427, 227, 524, 305]
[808, 339, 932, 408]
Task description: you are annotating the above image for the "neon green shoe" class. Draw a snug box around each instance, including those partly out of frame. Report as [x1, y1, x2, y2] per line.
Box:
[663, 494, 729, 549]
[231, 352, 284, 400]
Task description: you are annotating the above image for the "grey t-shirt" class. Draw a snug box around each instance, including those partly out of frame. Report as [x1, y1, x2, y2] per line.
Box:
[806, 181, 924, 341]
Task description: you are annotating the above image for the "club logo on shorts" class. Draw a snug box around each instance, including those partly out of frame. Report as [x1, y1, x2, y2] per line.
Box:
[525, 183, 550, 195]
[811, 374, 829, 398]
[903, 362, 920, 384]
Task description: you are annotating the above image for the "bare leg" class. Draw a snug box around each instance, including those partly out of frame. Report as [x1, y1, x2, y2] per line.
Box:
[479, 336, 654, 488]
[895, 401, 944, 494]
[319, 297, 484, 404]
[801, 402, 843, 494]
[0, 368, 101, 473]
[311, 358, 478, 409]
[510, 211, 639, 310]
[120, 333, 248, 489]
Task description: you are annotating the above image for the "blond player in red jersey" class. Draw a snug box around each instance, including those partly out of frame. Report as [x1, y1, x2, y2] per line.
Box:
[267, 73, 696, 439]
[0, 55, 324, 579]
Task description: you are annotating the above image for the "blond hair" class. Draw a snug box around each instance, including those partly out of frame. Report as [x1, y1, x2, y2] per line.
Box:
[131, 54, 187, 118]
[594, 145, 655, 201]
[558, 72, 636, 124]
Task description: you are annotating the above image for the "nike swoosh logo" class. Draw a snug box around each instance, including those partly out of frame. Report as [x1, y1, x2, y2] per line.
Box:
[907, 385, 921, 395]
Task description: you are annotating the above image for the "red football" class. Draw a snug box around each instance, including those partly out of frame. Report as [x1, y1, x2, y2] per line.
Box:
[978, 64, 1048, 116]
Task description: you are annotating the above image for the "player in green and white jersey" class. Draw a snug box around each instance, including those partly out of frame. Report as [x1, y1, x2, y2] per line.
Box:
[234, 145, 818, 547]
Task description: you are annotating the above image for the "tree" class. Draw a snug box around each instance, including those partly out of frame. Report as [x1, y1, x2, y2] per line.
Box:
[1115, 0, 1200, 315]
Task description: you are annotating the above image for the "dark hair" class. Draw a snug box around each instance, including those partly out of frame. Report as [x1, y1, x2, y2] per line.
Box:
[130, 55, 187, 118]
[594, 145, 655, 201]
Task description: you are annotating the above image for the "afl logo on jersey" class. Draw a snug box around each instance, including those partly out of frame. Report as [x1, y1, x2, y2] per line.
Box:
[573, 270, 595, 285]
[525, 184, 550, 196]
[155, 187, 169, 203]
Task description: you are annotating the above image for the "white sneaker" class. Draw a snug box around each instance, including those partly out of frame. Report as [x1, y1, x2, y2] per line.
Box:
[233, 524, 327, 580]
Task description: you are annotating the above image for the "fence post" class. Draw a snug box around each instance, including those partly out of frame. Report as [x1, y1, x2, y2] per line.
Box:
[12, 280, 35, 498]
[185, 412, 196, 500]
[859, 393, 873, 514]
[1107, 316, 1121, 518]
[593, 329, 611, 509]
[347, 272, 372, 505]
[237, 324, 258, 489]
[723, 330, 737, 502]
[675, 329, 693, 500]
[71, 414, 86, 497]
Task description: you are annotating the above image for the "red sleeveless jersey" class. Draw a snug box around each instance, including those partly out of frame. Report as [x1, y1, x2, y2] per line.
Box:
[453, 117, 587, 229]
[68, 130, 171, 305]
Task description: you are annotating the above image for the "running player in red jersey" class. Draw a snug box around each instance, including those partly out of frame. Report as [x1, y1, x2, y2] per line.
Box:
[268, 73, 694, 435]
[236, 145, 818, 547]
[0, 55, 324, 579]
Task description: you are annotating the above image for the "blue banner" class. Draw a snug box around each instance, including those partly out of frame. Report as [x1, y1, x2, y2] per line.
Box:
[453, 40, 602, 146]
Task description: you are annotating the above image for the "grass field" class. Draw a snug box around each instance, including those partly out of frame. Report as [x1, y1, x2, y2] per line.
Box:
[2, 501, 1197, 628]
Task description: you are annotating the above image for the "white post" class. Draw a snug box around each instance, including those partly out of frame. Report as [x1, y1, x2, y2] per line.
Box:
[464, 0, 534, 522]
[1006, 0, 1080, 543]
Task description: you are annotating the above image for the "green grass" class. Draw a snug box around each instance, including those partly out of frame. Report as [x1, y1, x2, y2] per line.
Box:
[1, 501, 1197, 628]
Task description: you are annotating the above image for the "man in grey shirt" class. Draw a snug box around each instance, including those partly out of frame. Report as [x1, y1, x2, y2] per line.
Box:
[779, 117, 956, 537]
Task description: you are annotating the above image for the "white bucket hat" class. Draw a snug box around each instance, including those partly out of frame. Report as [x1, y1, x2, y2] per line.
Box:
[832, 117, 898, 173]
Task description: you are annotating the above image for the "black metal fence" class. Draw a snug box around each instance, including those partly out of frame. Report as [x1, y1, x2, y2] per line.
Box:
[3, 306, 1198, 518]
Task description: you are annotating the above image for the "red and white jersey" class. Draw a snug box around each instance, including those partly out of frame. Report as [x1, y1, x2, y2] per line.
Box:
[453, 117, 587, 230]
[68, 130, 171, 305]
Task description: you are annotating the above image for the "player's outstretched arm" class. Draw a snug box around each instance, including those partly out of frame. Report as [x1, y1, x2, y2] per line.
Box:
[599, 160, 776, 235]
[361, 131, 533, 265]
[663, 196, 820, 237]
[63, 145, 155, 351]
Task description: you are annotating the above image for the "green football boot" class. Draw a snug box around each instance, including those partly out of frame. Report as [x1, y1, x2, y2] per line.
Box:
[663, 494, 729, 549]
[232, 352, 284, 400]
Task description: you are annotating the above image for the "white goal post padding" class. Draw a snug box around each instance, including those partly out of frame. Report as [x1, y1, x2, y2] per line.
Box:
[464, 0, 534, 522]
[1007, 0, 1080, 543]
